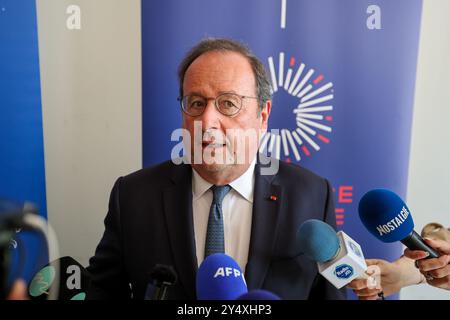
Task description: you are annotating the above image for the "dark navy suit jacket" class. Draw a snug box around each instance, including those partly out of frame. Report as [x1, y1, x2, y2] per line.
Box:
[87, 156, 346, 300]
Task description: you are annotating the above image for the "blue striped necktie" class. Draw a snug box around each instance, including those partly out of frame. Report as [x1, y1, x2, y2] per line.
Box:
[204, 184, 231, 258]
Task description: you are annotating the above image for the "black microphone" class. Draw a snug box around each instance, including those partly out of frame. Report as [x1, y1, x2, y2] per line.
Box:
[0, 199, 29, 231]
[145, 264, 177, 300]
[28, 256, 91, 300]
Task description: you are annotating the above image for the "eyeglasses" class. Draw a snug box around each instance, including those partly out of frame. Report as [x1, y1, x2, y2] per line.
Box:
[178, 92, 258, 117]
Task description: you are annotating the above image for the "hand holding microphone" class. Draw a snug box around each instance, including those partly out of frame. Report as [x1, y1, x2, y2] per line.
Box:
[348, 256, 423, 299]
[358, 189, 450, 292]
[404, 238, 450, 290]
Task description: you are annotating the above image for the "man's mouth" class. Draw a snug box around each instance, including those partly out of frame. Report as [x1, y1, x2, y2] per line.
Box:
[202, 141, 226, 149]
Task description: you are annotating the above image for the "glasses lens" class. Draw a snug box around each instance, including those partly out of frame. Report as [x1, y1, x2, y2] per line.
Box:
[182, 95, 206, 116]
[217, 93, 241, 116]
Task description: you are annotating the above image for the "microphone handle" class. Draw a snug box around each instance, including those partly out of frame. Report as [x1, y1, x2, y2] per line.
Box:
[401, 230, 439, 258]
[154, 284, 169, 300]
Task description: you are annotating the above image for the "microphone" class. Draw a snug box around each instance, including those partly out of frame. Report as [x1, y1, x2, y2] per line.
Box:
[297, 219, 368, 289]
[1, 199, 56, 299]
[0, 199, 25, 299]
[145, 264, 177, 300]
[358, 189, 439, 258]
[28, 256, 90, 300]
[0, 199, 30, 231]
[196, 253, 247, 300]
[237, 289, 281, 300]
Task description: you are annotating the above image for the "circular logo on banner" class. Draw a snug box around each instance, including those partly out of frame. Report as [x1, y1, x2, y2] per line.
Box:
[334, 264, 354, 279]
[260, 52, 334, 162]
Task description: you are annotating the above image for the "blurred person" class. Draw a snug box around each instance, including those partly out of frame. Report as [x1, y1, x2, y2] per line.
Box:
[421, 223, 450, 243]
[6, 279, 28, 300]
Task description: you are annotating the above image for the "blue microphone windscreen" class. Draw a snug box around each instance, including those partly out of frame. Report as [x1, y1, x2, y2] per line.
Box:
[358, 189, 414, 243]
[237, 289, 281, 300]
[196, 253, 247, 300]
[296, 219, 340, 263]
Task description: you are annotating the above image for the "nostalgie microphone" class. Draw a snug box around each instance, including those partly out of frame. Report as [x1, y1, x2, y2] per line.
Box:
[28, 256, 90, 300]
[297, 219, 369, 289]
[196, 253, 247, 300]
[144, 264, 178, 300]
[359, 189, 439, 258]
[237, 289, 281, 300]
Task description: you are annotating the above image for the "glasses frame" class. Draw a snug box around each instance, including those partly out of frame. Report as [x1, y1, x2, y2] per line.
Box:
[178, 92, 258, 117]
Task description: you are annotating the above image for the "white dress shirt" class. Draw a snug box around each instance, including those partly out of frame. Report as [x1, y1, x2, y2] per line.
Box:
[192, 159, 256, 273]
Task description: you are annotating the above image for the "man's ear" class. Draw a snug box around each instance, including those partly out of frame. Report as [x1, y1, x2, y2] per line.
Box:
[260, 100, 271, 130]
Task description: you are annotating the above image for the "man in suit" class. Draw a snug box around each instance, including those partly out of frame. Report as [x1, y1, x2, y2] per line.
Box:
[87, 38, 346, 300]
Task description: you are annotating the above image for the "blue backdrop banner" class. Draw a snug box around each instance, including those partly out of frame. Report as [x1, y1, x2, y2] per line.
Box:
[140, 0, 423, 299]
[0, 0, 48, 284]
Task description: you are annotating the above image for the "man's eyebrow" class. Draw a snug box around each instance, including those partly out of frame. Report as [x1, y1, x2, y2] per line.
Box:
[184, 90, 238, 96]
[183, 91, 204, 97]
[218, 90, 237, 95]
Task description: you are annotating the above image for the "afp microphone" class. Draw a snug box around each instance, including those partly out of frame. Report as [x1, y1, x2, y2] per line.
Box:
[297, 219, 368, 289]
[237, 289, 281, 300]
[196, 253, 247, 300]
[358, 189, 439, 258]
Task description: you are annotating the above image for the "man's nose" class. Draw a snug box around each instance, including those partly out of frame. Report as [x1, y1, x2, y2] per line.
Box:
[199, 100, 221, 129]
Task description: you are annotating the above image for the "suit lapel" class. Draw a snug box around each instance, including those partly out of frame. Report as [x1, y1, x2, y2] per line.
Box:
[245, 158, 283, 289]
[162, 163, 197, 299]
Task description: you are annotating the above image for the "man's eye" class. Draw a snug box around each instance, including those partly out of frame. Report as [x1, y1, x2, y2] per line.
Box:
[190, 101, 205, 108]
[222, 100, 237, 108]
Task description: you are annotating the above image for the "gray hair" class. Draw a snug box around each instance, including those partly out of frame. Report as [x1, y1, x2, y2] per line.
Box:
[177, 38, 272, 114]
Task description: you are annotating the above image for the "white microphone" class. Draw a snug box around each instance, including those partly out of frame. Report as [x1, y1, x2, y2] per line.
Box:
[297, 219, 379, 289]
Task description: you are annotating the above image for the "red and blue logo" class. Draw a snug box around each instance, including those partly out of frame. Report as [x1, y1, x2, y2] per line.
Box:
[261, 52, 334, 162]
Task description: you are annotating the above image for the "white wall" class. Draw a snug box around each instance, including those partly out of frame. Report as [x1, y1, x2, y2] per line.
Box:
[402, 0, 450, 300]
[36, 0, 142, 266]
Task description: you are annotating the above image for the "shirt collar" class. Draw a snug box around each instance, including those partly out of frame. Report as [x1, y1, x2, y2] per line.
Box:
[192, 168, 213, 201]
[228, 159, 255, 203]
[191, 158, 256, 203]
